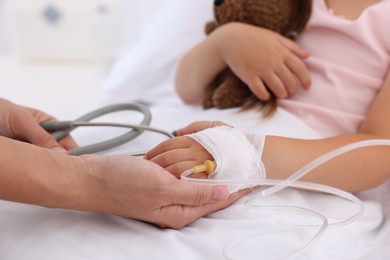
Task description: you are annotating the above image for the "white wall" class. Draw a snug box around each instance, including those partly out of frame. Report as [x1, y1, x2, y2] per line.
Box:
[120, 0, 168, 52]
[0, 0, 169, 118]
[0, 0, 168, 59]
[0, 0, 13, 55]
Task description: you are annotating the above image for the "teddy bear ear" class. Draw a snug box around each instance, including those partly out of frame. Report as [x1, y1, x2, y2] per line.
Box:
[214, 0, 224, 6]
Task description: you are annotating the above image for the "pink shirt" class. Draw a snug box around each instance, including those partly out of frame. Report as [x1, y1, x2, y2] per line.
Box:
[278, 0, 390, 137]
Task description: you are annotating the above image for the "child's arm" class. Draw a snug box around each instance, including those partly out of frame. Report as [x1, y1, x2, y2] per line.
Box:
[147, 68, 390, 193]
[261, 67, 390, 192]
[175, 22, 311, 104]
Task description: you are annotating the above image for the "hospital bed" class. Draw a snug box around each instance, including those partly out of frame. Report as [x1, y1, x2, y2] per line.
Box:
[1, 0, 390, 259]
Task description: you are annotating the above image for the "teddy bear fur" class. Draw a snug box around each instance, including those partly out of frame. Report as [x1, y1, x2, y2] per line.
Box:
[202, 0, 312, 117]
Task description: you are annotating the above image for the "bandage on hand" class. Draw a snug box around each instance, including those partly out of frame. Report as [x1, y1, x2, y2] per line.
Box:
[187, 126, 266, 193]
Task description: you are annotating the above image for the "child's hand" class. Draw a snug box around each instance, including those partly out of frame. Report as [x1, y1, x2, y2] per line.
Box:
[148, 122, 266, 194]
[146, 121, 228, 177]
[145, 135, 213, 178]
[211, 22, 311, 100]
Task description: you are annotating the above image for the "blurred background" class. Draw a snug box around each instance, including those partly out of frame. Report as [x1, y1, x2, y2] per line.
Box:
[0, 0, 168, 118]
[0, 0, 168, 61]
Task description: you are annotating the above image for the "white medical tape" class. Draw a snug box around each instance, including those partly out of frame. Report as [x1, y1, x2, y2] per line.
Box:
[187, 126, 266, 193]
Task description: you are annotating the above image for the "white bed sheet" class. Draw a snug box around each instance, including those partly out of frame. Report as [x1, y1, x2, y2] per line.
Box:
[0, 100, 390, 260]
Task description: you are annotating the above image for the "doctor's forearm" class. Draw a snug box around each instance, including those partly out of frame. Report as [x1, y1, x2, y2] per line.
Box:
[262, 134, 390, 192]
[0, 137, 89, 209]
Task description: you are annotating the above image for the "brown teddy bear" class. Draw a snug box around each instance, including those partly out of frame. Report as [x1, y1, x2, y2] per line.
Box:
[202, 0, 312, 117]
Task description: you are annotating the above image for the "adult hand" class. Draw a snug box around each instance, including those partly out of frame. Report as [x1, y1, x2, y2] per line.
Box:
[84, 155, 248, 229]
[0, 98, 77, 151]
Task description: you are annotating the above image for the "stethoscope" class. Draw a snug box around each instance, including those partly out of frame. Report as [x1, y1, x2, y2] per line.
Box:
[40, 103, 174, 156]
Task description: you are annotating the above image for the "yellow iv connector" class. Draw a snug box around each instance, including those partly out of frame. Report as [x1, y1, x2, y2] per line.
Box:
[192, 160, 217, 175]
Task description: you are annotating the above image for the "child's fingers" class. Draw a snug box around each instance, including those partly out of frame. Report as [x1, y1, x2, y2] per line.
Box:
[148, 148, 196, 169]
[175, 121, 229, 136]
[175, 122, 213, 136]
[285, 56, 311, 90]
[279, 37, 310, 59]
[145, 137, 193, 160]
[149, 140, 212, 169]
[245, 76, 271, 101]
[277, 65, 298, 96]
[262, 73, 288, 99]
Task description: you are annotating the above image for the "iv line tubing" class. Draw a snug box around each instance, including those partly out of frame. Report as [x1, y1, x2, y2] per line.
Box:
[181, 139, 390, 259]
[180, 175, 364, 227]
[224, 205, 328, 260]
[261, 139, 390, 197]
[181, 139, 390, 227]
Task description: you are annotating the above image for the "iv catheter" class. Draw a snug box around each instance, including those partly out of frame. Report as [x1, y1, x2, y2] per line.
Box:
[40, 103, 174, 156]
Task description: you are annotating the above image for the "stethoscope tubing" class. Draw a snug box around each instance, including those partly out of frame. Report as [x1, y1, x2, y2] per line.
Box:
[40, 103, 171, 155]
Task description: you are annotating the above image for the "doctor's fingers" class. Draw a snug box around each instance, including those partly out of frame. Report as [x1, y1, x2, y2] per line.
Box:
[34, 118, 78, 151]
[34, 112, 78, 150]
[13, 115, 66, 152]
[58, 135, 79, 150]
[160, 187, 250, 229]
[27, 128, 66, 152]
